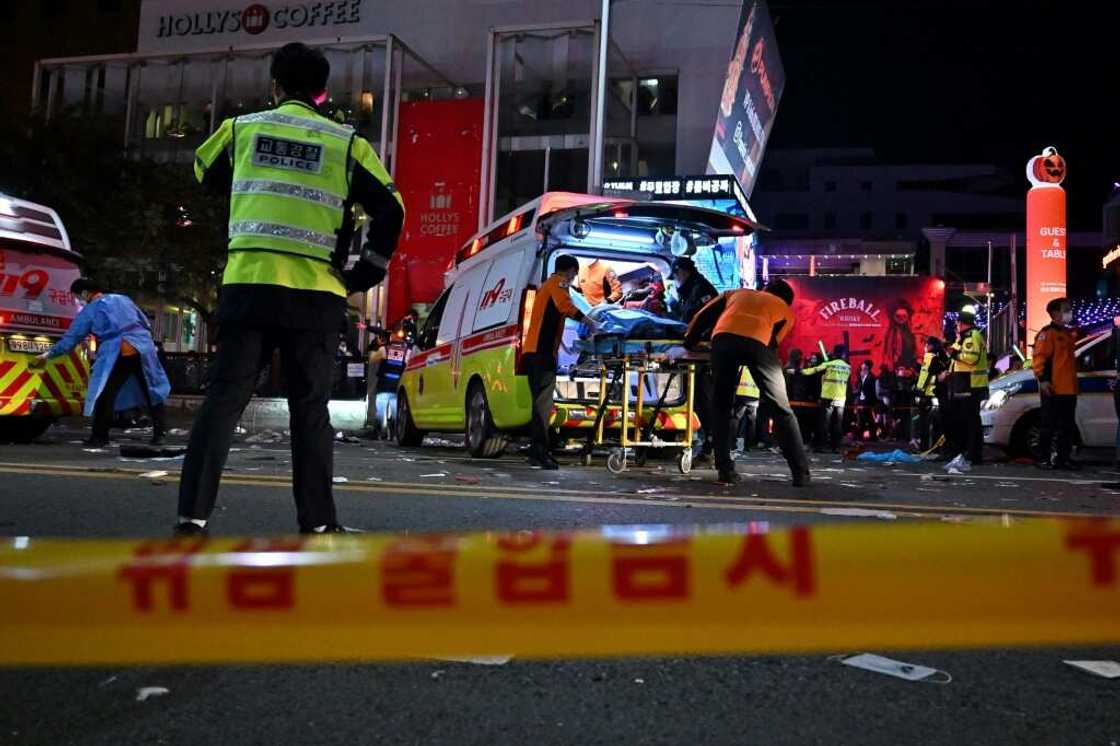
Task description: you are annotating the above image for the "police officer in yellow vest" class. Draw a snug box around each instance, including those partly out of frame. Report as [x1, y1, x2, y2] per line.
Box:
[733, 365, 760, 453]
[913, 337, 948, 451]
[942, 305, 988, 470]
[800, 344, 851, 452]
[176, 43, 405, 536]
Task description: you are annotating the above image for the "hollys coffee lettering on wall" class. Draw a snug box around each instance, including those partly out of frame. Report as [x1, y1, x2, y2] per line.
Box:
[153, 1, 363, 41]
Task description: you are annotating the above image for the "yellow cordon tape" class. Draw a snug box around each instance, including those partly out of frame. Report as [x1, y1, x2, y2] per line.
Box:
[2, 519, 1119, 666]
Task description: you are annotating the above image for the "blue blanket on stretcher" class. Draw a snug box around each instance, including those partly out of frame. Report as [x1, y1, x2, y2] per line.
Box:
[580, 306, 688, 340]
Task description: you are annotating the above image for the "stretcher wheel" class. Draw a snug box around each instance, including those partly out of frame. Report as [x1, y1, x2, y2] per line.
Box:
[677, 448, 692, 475]
[581, 452, 594, 467]
[607, 448, 627, 474]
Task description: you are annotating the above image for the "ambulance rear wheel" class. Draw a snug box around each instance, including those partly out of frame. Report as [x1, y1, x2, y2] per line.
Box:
[396, 391, 425, 448]
[465, 383, 507, 459]
[0, 417, 53, 444]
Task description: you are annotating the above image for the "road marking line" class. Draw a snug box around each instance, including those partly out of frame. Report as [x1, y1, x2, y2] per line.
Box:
[0, 464, 1112, 521]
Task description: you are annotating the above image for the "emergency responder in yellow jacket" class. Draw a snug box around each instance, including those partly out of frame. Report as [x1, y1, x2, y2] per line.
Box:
[1032, 297, 1079, 470]
[685, 280, 809, 487]
[522, 255, 589, 469]
[733, 365, 760, 453]
[801, 344, 850, 452]
[913, 337, 948, 451]
[176, 43, 405, 536]
[943, 304, 988, 469]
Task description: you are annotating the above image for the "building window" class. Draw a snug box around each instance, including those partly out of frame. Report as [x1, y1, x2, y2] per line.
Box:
[775, 213, 810, 231]
[758, 169, 784, 192]
[860, 212, 872, 230]
[860, 180, 873, 193]
[824, 212, 837, 230]
[824, 180, 837, 192]
[895, 212, 908, 230]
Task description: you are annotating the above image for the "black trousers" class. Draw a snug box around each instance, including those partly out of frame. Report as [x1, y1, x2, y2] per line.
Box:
[710, 334, 808, 477]
[815, 399, 844, 450]
[915, 397, 935, 450]
[734, 395, 758, 449]
[178, 323, 338, 530]
[693, 367, 715, 450]
[946, 391, 984, 463]
[92, 355, 166, 440]
[1037, 394, 1077, 465]
[523, 353, 557, 458]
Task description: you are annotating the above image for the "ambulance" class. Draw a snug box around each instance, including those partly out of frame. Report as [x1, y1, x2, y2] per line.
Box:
[395, 192, 757, 457]
[0, 195, 89, 442]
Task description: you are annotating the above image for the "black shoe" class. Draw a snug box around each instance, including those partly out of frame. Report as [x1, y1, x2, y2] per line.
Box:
[716, 468, 741, 485]
[83, 436, 110, 448]
[173, 522, 208, 537]
[528, 453, 559, 470]
[792, 470, 812, 487]
[543, 453, 561, 468]
[150, 433, 166, 446]
[299, 523, 360, 534]
[1036, 460, 1055, 471]
[1054, 460, 1081, 471]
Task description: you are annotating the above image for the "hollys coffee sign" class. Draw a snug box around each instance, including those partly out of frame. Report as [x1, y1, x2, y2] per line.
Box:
[154, 1, 362, 41]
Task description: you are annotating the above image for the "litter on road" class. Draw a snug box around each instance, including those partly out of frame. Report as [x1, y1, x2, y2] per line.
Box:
[135, 687, 170, 702]
[1064, 660, 1120, 679]
[431, 655, 513, 666]
[332, 477, 349, 484]
[835, 654, 951, 683]
[420, 473, 448, 478]
[820, 508, 898, 520]
[138, 470, 168, 479]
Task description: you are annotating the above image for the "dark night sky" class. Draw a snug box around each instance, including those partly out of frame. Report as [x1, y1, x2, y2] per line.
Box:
[763, 0, 1118, 229]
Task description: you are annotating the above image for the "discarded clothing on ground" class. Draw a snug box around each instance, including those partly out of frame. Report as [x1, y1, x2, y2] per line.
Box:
[855, 449, 923, 464]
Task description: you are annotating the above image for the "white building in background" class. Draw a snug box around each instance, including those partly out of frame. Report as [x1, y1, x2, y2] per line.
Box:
[37, 0, 745, 215]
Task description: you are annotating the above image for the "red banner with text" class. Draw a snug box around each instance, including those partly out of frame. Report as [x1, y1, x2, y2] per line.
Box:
[385, 98, 484, 327]
[780, 276, 946, 374]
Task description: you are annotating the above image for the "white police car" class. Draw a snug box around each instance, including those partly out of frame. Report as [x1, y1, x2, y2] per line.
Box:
[981, 330, 1117, 456]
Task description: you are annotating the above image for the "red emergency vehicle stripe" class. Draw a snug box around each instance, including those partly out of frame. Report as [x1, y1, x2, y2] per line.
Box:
[70, 352, 88, 383]
[0, 361, 15, 381]
[461, 325, 520, 353]
[54, 362, 74, 385]
[405, 344, 452, 372]
[40, 374, 73, 416]
[0, 371, 33, 400]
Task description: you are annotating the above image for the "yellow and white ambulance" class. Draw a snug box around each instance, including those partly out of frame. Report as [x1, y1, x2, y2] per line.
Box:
[0, 195, 89, 442]
[395, 191, 757, 457]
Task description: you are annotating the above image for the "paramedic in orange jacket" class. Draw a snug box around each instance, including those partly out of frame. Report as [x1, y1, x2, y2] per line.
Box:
[522, 254, 589, 469]
[1032, 297, 1079, 470]
[578, 258, 623, 306]
[685, 280, 810, 486]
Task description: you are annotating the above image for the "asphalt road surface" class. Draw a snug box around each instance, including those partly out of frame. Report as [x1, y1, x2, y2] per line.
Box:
[2, 423, 1118, 745]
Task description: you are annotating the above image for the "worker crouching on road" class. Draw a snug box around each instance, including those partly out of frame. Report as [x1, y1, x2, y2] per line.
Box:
[520, 254, 593, 470]
[684, 280, 810, 487]
[178, 42, 405, 536]
[1033, 297, 1079, 470]
[35, 279, 170, 447]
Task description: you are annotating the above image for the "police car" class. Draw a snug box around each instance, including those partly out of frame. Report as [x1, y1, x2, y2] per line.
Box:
[981, 329, 1116, 456]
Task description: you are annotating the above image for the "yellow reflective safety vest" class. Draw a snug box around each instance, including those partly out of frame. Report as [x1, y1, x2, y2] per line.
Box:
[736, 366, 760, 399]
[916, 352, 936, 397]
[950, 328, 989, 390]
[194, 100, 396, 298]
[802, 358, 850, 404]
